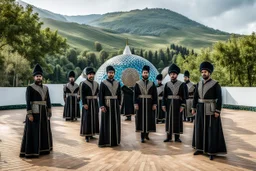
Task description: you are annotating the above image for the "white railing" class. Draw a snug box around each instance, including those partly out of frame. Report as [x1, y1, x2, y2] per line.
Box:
[0, 85, 255, 107]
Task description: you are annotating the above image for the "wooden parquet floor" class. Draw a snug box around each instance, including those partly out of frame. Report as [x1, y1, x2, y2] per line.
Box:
[0, 107, 255, 171]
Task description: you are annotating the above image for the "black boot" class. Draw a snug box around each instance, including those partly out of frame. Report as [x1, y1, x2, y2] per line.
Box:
[141, 133, 145, 143]
[85, 136, 89, 142]
[193, 151, 202, 155]
[175, 134, 182, 143]
[209, 155, 214, 160]
[125, 116, 131, 121]
[190, 117, 194, 123]
[163, 133, 172, 142]
[145, 133, 150, 140]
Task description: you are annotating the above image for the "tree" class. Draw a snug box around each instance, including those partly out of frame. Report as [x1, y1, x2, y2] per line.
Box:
[95, 41, 102, 52]
[239, 33, 256, 86]
[140, 49, 143, 57]
[144, 51, 148, 59]
[3, 50, 31, 86]
[77, 56, 87, 71]
[74, 67, 82, 78]
[131, 48, 135, 54]
[53, 64, 62, 83]
[0, 0, 67, 66]
[158, 60, 164, 71]
[166, 47, 170, 62]
[213, 35, 240, 85]
[118, 49, 123, 55]
[153, 51, 158, 65]
[67, 49, 78, 65]
[148, 50, 153, 62]
[159, 49, 165, 63]
[86, 52, 98, 67]
[99, 50, 108, 64]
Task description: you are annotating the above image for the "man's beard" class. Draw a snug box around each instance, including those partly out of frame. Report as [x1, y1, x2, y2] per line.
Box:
[108, 75, 114, 79]
[35, 80, 42, 85]
[171, 77, 177, 81]
[143, 76, 148, 80]
[88, 77, 94, 81]
[202, 74, 209, 80]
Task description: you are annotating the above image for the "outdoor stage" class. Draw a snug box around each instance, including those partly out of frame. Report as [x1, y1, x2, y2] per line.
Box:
[0, 107, 255, 171]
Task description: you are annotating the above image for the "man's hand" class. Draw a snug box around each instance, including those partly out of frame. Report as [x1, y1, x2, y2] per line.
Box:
[180, 107, 184, 113]
[120, 105, 122, 110]
[134, 104, 139, 111]
[152, 105, 157, 111]
[28, 116, 34, 122]
[162, 106, 166, 112]
[84, 104, 88, 110]
[101, 107, 107, 113]
[214, 112, 220, 118]
[192, 109, 196, 115]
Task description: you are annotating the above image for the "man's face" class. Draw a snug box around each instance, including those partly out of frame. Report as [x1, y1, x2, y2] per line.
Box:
[87, 73, 95, 81]
[69, 77, 75, 82]
[201, 70, 211, 80]
[157, 80, 162, 85]
[107, 71, 115, 79]
[34, 75, 43, 84]
[184, 76, 189, 82]
[142, 71, 149, 80]
[170, 73, 178, 81]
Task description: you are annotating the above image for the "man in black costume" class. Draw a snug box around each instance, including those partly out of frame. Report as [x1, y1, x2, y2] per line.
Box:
[80, 67, 99, 142]
[192, 61, 227, 160]
[20, 64, 53, 158]
[156, 74, 165, 124]
[98, 66, 121, 147]
[162, 64, 187, 143]
[63, 71, 80, 121]
[184, 70, 195, 123]
[134, 65, 157, 143]
[121, 85, 134, 121]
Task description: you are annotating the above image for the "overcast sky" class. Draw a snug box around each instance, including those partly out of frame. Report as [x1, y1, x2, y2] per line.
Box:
[21, 0, 256, 34]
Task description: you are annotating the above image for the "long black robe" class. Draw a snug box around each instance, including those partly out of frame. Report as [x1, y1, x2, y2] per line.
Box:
[20, 83, 53, 157]
[184, 81, 195, 118]
[98, 79, 121, 147]
[80, 79, 100, 136]
[63, 83, 80, 120]
[121, 85, 135, 116]
[192, 79, 227, 155]
[134, 80, 157, 133]
[162, 80, 186, 136]
[156, 83, 165, 122]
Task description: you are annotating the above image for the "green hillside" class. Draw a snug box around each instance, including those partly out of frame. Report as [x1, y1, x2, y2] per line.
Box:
[65, 14, 102, 24]
[89, 8, 228, 36]
[18, 1, 231, 51]
[42, 17, 229, 51]
[41, 18, 168, 51]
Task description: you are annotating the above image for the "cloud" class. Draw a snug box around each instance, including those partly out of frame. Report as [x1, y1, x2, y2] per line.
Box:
[20, 0, 256, 34]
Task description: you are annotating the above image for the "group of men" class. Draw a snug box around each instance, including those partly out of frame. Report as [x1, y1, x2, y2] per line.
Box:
[20, 61, 226, 160]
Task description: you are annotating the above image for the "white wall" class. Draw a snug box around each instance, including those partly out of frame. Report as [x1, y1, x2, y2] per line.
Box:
[0, 85, 255, 107]
[0, 84, 65, 107]
[221, 87, 256, 107]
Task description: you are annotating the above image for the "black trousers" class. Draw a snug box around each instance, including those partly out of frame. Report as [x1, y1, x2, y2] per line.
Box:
[166, 133, 180, 140]
[141, 132, 149, 140]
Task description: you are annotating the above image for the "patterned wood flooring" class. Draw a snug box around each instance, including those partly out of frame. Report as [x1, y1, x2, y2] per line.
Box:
[0, 107, 255, 171]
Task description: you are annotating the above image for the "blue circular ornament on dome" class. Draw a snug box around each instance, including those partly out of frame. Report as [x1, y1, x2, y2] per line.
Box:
[95, 45, 159, 85]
